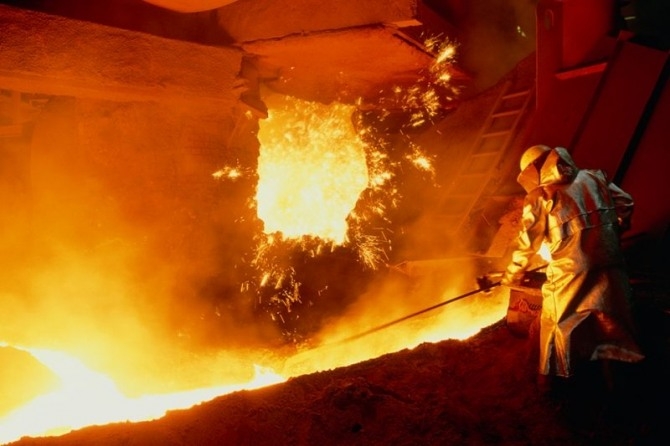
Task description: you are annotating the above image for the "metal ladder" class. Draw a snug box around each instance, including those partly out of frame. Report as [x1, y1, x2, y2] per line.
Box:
[439, 81, 534, 236]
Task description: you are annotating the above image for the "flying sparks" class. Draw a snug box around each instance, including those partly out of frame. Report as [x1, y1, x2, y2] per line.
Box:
[246, 34, 461, 341]
[212, 165, 245, 180]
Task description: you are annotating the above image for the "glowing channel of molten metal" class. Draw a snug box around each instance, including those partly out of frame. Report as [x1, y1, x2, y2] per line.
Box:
[0, 343, 285, 444]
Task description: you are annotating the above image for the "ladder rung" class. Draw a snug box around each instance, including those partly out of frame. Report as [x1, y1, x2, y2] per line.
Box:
[481, 130, 512, 138]
[439, 82, 534, 236]
[491, 109, 522, 119]
[502, 90, 531, 100]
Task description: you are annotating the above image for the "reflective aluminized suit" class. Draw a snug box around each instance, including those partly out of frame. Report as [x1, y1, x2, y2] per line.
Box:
[502, 147, 644, 377]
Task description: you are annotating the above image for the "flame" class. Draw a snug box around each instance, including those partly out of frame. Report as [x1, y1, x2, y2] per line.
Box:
[0, 343, 285, 444]
[246, 36, 461, 338]
[256, 96, 368, 244]
[0, 34, 485, 443]
[283, 281, 509, 377]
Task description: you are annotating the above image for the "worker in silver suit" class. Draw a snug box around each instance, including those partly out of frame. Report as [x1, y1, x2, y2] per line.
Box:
[502, 144, 644, 380]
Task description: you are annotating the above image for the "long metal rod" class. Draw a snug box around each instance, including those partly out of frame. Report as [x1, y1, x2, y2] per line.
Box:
[331, 264, 549, 346]
[332, 281, 502, 345]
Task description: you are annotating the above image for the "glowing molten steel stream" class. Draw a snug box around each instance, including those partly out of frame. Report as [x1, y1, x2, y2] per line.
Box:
[0, 343, 285, 444]
[257, 97, 368, 243]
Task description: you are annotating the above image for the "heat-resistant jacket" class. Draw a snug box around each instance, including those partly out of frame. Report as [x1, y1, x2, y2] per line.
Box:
[502, 147, 644, 377]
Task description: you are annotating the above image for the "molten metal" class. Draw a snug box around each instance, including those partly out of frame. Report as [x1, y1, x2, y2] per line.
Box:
[256, 96, 368, 244]
[0, 344, 285, 444]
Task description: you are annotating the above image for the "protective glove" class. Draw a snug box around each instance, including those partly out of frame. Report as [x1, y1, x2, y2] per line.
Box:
[500, 271, 524, 287]
[476, 273, 500, 293]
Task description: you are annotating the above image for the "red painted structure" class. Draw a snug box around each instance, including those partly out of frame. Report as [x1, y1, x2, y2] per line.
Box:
[525, 0, 670, 241]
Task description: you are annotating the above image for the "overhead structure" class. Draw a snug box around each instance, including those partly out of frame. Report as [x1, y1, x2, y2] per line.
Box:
[141, 0, 241, 12]
[0, 5, 243, 108]
[139, 0, 469, 106]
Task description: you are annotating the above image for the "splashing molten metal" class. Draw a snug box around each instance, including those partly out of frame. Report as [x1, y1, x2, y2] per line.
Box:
[0, 36, 512, 444]
[257, 96, 368, 244]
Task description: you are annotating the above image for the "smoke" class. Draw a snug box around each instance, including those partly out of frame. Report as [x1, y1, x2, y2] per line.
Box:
[0, 95, 280, 399]
[281, 255, 509, 377]
[0, 0, 535, 396]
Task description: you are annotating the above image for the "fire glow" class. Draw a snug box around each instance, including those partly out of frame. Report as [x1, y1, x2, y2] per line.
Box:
[0, 34, 515, 444]
[256, 96, 368, 244]
[0, 343, 285, 444]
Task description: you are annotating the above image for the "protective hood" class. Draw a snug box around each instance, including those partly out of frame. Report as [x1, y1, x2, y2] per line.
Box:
[516, 146, 578, 192]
